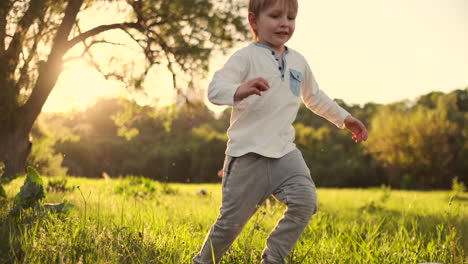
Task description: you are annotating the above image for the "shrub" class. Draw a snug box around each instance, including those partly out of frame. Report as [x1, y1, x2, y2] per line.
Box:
[46, 178, 74, 193]
[114, 175, 178, 199]
[451, 177, 466, 195]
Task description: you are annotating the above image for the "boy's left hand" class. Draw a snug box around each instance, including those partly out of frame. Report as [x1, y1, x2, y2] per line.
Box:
[344, 115, 368, 143]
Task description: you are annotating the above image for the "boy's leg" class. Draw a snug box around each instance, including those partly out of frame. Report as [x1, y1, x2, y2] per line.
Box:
[261, 149, 318, 264]
[193, 153, 271, 264]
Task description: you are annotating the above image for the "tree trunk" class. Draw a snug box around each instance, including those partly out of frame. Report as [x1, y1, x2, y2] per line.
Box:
[0, 0, 84, 180]
[0, 122, 32, 180]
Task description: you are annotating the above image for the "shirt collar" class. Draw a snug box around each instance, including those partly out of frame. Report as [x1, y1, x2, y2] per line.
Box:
[253, 42, 290, 55]
[252, 42, 289, 81]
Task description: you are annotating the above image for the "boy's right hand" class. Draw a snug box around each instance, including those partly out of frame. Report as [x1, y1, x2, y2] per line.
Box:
[234, 77, 270, 102]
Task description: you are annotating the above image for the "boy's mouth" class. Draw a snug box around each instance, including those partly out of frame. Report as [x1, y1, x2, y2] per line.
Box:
[275, 32, 289, 36]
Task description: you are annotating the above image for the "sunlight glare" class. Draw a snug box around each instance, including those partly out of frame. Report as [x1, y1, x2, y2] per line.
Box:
[43, 61, 126, 113]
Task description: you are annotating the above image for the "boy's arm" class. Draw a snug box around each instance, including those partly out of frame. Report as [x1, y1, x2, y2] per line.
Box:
[302, 63, 368, 142]
[208, 51, 251, 106]
[301, 63, 350, 129]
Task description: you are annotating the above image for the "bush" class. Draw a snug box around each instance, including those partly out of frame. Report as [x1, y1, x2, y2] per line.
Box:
[47, 178, 75, 193]
[114, 175, 178, 199]
[452, 177, 466, 194]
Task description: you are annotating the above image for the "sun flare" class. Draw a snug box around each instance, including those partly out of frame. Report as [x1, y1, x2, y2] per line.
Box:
[43, 62, 125, 113]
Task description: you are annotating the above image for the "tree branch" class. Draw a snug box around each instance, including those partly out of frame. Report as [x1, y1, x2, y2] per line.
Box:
[15, 38, 38, 95]
[15, 18, 48, 95]
[119, 26, 155, 61]
[5, 0, 47, 71]
[0, 0, 11, 54]
[125, 0, 146, 27]
[73, 21, 127, 55]
[65, 22, 141, 53]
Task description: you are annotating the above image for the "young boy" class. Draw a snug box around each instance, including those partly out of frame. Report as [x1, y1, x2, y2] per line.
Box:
[194, 0, 368, 263]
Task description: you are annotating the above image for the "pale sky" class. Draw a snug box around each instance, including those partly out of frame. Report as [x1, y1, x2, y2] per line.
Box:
[43, 0, 468, 113]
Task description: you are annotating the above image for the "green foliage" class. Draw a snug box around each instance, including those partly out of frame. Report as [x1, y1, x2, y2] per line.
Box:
[53, 98, 226, 183]
[114, 175, 178, 199]
[33, 88, 468, 189]
[294, 120, 383, 188]
[27, 119, 68, 177]
[7, 168, 76, 219]
[115, 175, 157, 198]
[47, 178, 74, 193]
[451, 177, 466, 194]
[112, 99, 143, 140]
[8, 167, 45, 217]
[366, 90, 466, 188]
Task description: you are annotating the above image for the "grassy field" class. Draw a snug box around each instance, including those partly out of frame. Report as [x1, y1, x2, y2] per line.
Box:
[0, 175, 467, 264]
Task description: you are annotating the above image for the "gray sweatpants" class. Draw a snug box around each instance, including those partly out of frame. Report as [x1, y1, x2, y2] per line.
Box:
[193, 149, 318, 264]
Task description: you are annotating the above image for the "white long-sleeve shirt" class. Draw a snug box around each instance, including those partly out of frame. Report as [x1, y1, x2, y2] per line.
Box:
[208, 43, 350, 158]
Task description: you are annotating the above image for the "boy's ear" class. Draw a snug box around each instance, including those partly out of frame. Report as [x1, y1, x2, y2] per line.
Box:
[248, 12, 258, 32]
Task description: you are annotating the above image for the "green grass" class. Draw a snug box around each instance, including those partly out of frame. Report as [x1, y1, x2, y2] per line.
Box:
[1, 176, 467, 264]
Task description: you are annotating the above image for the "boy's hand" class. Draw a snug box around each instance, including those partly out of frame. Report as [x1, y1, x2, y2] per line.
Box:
[234, 77, 270, 102]
[344, 115, 368, 143]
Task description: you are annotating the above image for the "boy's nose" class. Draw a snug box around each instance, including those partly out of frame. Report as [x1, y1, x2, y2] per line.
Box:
[279, 17, 288, 26]
[279, 16, 291, 26]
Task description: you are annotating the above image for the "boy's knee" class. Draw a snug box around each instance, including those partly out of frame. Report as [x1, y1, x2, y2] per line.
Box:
[289, 188, 318, 219]
[308, 188, 318, 213]
[213, 218, 245, 240]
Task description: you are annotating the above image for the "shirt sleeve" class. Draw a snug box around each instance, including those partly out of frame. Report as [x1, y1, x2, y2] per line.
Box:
[207, 50, 249, 106]
[301, 62, 350, 129]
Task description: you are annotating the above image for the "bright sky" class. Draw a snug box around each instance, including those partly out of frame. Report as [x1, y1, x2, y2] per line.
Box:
[43, 0, 468, 113]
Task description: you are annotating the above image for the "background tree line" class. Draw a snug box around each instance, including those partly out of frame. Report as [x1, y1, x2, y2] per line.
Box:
[28, 87, 468, 189]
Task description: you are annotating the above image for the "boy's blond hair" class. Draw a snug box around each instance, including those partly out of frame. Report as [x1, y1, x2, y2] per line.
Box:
[248, 0, 298, 39]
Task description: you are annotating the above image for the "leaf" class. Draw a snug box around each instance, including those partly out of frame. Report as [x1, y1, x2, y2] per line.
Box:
[8, 167, 45, 217]
[26, 167, 43, 186]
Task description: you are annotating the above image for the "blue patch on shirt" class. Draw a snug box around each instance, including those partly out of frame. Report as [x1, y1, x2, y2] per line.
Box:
[289, 69, 303, 96]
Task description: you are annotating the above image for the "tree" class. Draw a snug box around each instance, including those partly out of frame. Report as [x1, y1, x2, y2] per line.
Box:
[366, 97, 461, 189]
[0, 0, 248, 179]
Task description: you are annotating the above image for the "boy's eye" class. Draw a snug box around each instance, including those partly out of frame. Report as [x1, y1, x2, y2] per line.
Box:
[287, 16, 296, 20]
[269, 14, 280, 18]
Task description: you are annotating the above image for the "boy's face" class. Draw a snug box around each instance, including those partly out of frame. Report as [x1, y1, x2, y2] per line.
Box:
[249, 1, 297, 51]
